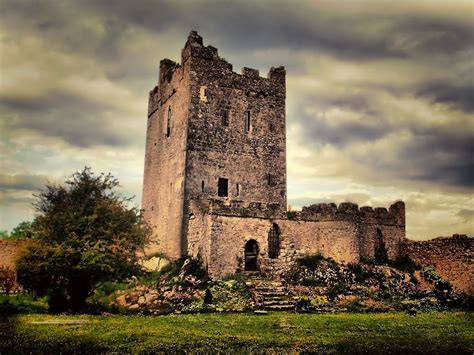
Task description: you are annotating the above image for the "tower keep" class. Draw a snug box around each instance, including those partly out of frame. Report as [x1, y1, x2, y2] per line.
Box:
[143, 31, 287, 259]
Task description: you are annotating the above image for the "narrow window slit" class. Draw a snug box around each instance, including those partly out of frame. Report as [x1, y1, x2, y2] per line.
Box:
[244, 111, 250, 133]
[222, 110, 229, 126]
[166, 106, 171, 137]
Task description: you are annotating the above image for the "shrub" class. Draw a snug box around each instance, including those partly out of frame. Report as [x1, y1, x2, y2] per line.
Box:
[327, 282, 346, 300]
[0, 267, 17, 294]
[297, 253, 334, 269]
[0, 293, 48, 316]
[391, 255, 420, 273]
[203, 289, 213, 305]
[183, 258, 208, 279]
[99, 281, 129, 296]
[347, 263, 370, 282]
[310, 295, 329, 307]
[300, 277, 326, 287]
[286, 211, 297, 219]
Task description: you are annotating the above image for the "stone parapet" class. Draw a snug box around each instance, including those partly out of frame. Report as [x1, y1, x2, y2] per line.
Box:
[191, 198, 405, 227]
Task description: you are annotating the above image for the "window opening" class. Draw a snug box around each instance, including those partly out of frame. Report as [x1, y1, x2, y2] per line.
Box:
[201, 180, 205, 193]
[236, 183, 240, 196]
[267, 173, 277, 187]
[218, 178, 229, 197]
[268, 224, 280, 259]
[244, 111, 250, 133]
[166, 106, 171, 137]
[200, 86, 208, 101]
[222, 110, 229, 126]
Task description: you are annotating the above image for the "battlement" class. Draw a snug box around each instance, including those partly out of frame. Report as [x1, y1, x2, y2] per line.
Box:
[295, 201, 405, 225]
[181, 31, 285, 86]
[189, 197, 404, 227]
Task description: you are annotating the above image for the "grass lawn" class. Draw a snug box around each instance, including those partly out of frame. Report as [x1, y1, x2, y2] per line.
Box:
[1, 312, 473, 353]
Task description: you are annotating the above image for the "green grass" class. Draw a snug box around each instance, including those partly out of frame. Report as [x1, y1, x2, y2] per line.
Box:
[1, 312, 473, 353]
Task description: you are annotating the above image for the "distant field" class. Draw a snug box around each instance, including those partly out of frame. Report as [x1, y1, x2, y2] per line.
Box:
[1, 312, 473, 353]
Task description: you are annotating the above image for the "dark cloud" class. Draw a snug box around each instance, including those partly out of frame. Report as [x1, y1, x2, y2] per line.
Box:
[457, 209, 474, 221]
[0, 92, 132, 147]
[398, 135, 474, 188]
[393, 18, 474, 56]
[416, 82, 474, 113]
[292, 93, 390, 146]
[0, 174, 47, 191]
[293, 87, 474, 189]
[5, 0, 472, 66]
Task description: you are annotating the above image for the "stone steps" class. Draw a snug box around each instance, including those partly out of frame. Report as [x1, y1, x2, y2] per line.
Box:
[247, 278, 295, 311]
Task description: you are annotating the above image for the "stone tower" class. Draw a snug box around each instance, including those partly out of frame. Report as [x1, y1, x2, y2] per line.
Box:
[142, 31, 287, 259]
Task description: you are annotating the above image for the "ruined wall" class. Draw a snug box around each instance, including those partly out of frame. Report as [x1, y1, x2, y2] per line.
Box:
[142, 53, 192, 259]
[0, 239, 26, 292]
[0, 239, 26, 270]
[183, 31, 287, 217]
[281, 201, 405, 261]
[187, 199, 405, 279]
[403, 235, 474, 295]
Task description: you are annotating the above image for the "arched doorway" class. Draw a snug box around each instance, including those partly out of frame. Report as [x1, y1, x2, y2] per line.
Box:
[244, 239, 259, 271]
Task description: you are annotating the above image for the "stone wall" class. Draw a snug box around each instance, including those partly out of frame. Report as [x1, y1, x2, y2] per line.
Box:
[0, 239, 27, 291]
[142, 44, 192, 259]
[181, 31, 287, 256]
[403, 235, 473, 295]
[0, 239, 26, 270]
[187, 199, 405, 279]
[143, 31, 288, 258]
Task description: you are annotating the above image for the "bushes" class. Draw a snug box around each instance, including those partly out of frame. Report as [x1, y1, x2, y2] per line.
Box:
[327, 282, 347, 300]
[300, 278, 326, 287]
[0, 268, 17, 294]
[347, 263, 370, 282]
[0, 293, 48, 316]
[391, 255, 420, 274]
[297, 253, 336, 269]
[362, 254, 420, 274]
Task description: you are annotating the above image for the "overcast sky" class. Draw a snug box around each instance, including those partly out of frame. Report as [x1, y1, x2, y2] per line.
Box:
[1, 0, 473, 239]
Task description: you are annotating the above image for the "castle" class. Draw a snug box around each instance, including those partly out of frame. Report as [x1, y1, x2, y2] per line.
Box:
[142, 31, 406, 278]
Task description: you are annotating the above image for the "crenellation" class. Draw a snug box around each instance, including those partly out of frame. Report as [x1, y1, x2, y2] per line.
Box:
[241, 67, 260, 78]
[159, 58, 179, 84]
[268, 66, 286, 86]
[337, 202, 359, 214]
[389, 200, 405, 225]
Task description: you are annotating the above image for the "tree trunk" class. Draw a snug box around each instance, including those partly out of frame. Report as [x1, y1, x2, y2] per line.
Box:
[68, 278, 91, 313]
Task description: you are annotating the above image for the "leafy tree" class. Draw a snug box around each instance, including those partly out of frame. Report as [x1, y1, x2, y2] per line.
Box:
[0, 230, 9, 240]
[15, 167, 150, 312]
[10, 221, 34, 239]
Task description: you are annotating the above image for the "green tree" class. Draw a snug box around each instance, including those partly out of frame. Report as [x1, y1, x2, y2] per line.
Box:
[15, 167, 150, 312]
[10, 221, 34, 239]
